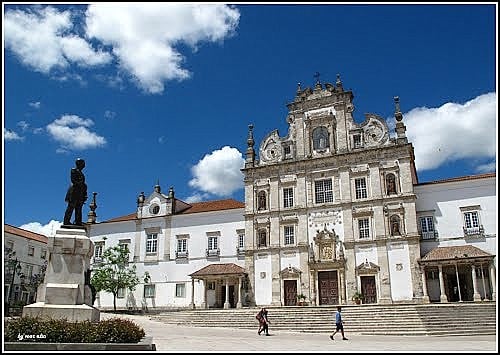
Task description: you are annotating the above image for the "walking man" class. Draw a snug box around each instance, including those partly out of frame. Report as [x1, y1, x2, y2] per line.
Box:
[330, 306, 348, 341]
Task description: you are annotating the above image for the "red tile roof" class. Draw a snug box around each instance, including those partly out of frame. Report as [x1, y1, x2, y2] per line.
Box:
[420, 245, 494, 262]
[102, 199, 244, 223]
[189, 263, 247, 277]
[4, 224, 48, 244]
[416, 172, 496, 186]
[178, 199, 244, 214]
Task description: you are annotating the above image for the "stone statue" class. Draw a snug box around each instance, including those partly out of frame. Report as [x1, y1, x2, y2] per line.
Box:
[63, 158, 88, 226]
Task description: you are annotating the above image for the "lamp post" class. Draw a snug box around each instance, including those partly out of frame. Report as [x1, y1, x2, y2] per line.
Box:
[7, 257, 22, 315]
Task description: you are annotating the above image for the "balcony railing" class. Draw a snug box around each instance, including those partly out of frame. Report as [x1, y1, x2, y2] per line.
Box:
[421, 231, 438, 240]
[463, 225, 484, 238]
[175, 250, 189, 259]
[206, 248, 220, 258]
[237, 247, 245, 256]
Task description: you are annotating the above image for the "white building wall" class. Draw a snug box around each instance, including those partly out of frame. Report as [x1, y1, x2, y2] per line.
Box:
[387, 241, 413, 301]
[415, 176, 496, 267]
[89, 207, 245, 310]
[254, 252, 272, 305]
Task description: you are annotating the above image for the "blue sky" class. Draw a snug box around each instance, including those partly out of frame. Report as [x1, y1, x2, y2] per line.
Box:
[3, 3, 497, 236]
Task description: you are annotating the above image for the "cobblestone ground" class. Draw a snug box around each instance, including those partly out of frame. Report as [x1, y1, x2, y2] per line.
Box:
[100, 312, 497, 352]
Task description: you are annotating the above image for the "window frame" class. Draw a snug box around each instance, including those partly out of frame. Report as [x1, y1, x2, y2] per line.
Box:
[146, 233, 158, 254]
[358, 218, 370, 239]
[283, 187, 294, 208]
[144, 284, 155, 298]
[314, 179, 333, 204]
[355, 177, 368, 199]
[175, 283, 186, 298]
[284, 225, 295, 245]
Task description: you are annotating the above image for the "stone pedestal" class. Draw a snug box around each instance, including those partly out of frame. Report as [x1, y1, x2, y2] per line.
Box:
[23, 227, 100, 322]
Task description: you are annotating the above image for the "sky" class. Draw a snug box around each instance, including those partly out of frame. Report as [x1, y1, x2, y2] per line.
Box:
[3, 3, 497, 237]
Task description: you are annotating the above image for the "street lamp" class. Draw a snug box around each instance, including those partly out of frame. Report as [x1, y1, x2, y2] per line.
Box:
[7, 257, 23, 308]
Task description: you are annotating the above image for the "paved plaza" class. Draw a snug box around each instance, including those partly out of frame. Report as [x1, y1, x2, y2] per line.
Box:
[100, 312, 497, 352]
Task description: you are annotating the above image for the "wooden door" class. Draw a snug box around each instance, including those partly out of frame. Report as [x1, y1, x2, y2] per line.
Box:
[318, 271, 338, 305]
[284, 280, 297, 306]
[361, 276, 377, 304]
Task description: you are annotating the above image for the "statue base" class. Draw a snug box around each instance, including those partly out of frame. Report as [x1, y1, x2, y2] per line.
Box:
[22, 303, 100, 322]
[22, 227, 100, 322]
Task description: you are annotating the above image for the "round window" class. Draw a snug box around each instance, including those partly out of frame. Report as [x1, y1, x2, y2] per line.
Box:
[149, 204, 160, 214]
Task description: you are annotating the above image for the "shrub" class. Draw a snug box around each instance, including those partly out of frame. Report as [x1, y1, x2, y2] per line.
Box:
[4, 317, 145, 343]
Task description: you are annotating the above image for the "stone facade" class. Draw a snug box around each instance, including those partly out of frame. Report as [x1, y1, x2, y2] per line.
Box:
[242, 77, 423, 306]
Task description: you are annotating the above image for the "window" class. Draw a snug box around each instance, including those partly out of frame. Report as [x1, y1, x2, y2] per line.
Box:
[28, 246, 35, 256]
[284, 225, 295, 245]
[119, 241, 130, 253]
[353, 134, 362, 148]
[355, 178, 368, 199]
[175, 283, 186, 298]
[313, 126, 330, 150]
[258, 191, 267, 210]
[117, 288, 126, 298]
[26, 265, 33, 279]
[358, 218, 370, 239]
[144, 284, 155, 298]
[315, 179, 333, 204]
[420, 216, 435, 239]
[464, 211, 480, 229]
[40, 249, 47, 259]
[207, 281, 216, 290]
[177, 239, 187, 253]
[283, 187, 294, 208]
[6, 241, 14, 253]
[146, 233, 158, 253]
[258, 229, 267, 247]
[149, 204, 160, 215]
[94, 242, 104, 259]
[386, 173, 397, 195]
[284, 145, 291, 156]
[208, 236, 218, 251]
[238, 231, 245, 249]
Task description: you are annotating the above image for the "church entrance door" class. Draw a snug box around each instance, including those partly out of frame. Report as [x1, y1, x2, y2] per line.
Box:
[318, 271, 338, 305]
[284, 280, 297, 306]
[361, 275, 377, 304]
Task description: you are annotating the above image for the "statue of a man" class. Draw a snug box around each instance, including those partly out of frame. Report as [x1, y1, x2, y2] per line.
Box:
[63, 158, 88, 226]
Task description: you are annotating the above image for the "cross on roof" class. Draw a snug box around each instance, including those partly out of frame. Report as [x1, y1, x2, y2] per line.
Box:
[314, 71, 321, 84]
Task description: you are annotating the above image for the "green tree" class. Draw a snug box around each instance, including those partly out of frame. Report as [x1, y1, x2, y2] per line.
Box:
[90, 245, 140, 312]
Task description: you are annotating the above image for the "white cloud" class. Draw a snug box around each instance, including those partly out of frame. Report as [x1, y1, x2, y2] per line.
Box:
[188, 146, 244, 197]
[5, 4, 240, 94]
[104, 110, 116, 120]
[17, 121, 30, 131]
[29, 101, 41, 109]
[4, 128, 24, 141]
[185, 192, 211, 203]
[19, 220, 62, 237]
[4, 6, 111, 74]
[84, 3, 240, 94]
[475, 162, 496, 174]
[46, 114, 107, 150]
[400, 92, 496, 172]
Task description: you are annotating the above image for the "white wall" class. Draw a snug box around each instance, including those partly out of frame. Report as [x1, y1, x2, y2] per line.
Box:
[254, 252, 272, 305]
[387, 241, 413, 301]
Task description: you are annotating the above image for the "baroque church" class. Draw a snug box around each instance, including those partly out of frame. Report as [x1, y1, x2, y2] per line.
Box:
[242, 75, 422, 306]
[85, 75, 496, 310]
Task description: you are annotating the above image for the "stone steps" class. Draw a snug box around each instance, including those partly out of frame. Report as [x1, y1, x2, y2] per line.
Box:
[151, 303, 496, 336]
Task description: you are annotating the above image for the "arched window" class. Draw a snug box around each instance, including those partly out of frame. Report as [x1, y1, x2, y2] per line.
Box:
[390, 215, 401, 236]
[386, 173, 397, 195]
[257, 191, 267, 210]
[312, 126, 330, 150]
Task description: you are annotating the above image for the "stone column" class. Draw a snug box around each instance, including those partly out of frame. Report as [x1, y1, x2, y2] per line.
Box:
[339, 270, 345, 304]
[480, 264, 487, 300]
[489, 262, 496, 300]
[377, 241, 392, 304]
[438, 265, 448, 302]
[455, 263, 462, 302]
[421, 267, 430, 303]
[471, 265, 481, 301]
[310, 270, 317, 306]
[190, 279, 195, 309]
[224, 278, 230, 309]
[236, 276, 242, 308]
[201, 279, 207, 309]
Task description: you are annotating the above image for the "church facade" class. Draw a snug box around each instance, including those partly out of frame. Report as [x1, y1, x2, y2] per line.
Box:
[243, 76, 439, 306]
[85, 76, 496, 310]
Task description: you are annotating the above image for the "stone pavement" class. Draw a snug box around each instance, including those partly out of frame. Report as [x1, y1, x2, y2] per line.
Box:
[100, 312, 497, 352]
